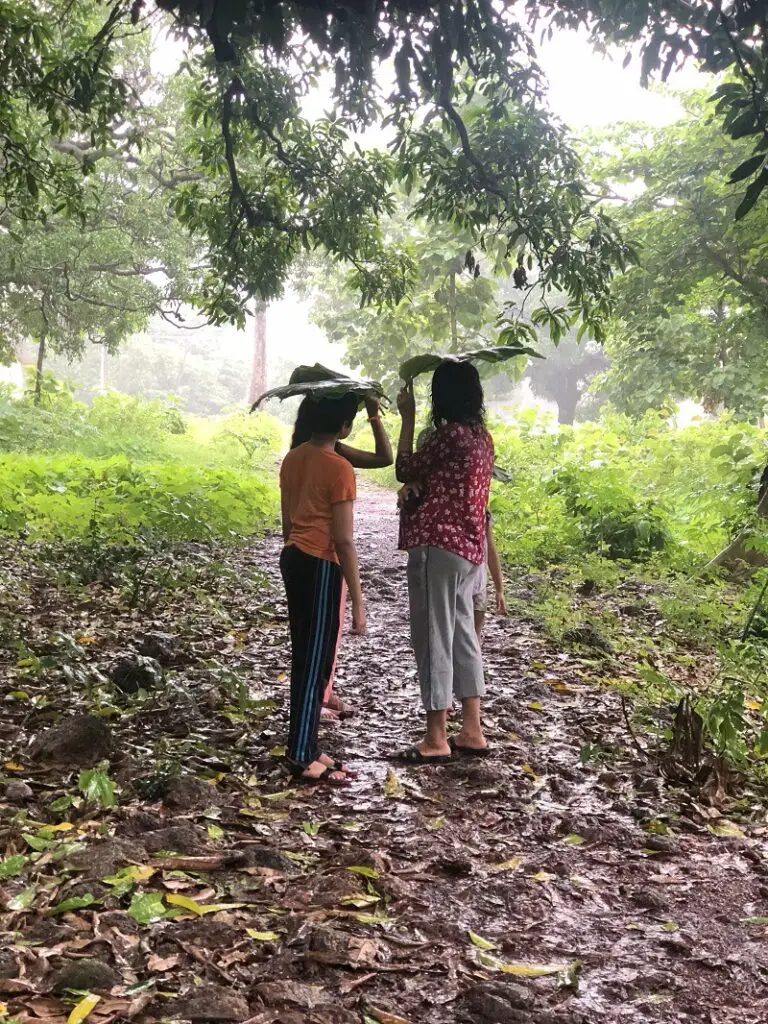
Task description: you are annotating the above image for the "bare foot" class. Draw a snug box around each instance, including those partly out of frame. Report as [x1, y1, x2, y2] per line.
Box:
[298, 759, 348, 783]
[452, 730, 488, 750]
[318, 752, 355, 775]
[324, 695, 355, 716]
[320, 706, 339, 722]
[414, 738, 451, 758]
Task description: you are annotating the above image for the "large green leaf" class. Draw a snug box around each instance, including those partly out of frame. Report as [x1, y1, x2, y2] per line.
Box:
[251, 370, 386, 410]
[399, 344, 542, 382]
[288, 363, 345, 384]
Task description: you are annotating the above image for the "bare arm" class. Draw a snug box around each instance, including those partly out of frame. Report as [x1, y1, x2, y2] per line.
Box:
[331, 500, 365, 634]
[281, 492, 292, 543]
[336, 398, 393, 469]
[395, 381, 416, 482]
[486, 523, 507, 615]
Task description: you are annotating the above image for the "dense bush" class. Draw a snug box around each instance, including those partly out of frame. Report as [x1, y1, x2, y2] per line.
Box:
[491, 409, 767, 570]
[0, 383, 281, 547]
[0, 455, 277, 543]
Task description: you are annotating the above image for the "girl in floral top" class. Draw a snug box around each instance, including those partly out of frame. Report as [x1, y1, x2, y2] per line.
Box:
[394, 360, 494, 763]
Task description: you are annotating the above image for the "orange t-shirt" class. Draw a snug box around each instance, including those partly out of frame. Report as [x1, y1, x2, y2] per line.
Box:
[279, 443, 356, 563]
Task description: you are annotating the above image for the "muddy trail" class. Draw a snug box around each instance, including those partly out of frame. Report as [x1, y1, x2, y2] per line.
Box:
[1, 484, 768, 1024]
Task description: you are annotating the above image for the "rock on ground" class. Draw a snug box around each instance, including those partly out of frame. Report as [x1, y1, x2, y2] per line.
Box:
[169, 986, 250, 1021]
[5, 780, 34, 803]
[66, 838, 147, 876]
[27, 714, 112, 765]
[50, 959, 120, 993]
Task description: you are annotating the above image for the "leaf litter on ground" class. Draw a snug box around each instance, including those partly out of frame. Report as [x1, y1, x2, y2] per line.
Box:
[2, 486, 768, 1024]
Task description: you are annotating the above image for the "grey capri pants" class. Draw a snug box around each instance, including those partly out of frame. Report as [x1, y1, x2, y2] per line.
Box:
[406, 545, 486, 711]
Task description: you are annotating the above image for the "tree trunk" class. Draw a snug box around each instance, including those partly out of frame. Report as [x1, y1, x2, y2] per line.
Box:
[448, 272, 458, 350]
[555, 388, 580, 426]
[700, 485, 768, 574]
[543, 374, 580, 425]
[99, 345, 108, 392]
[34, 333, 46, 406]
[247, 299, 268, 407]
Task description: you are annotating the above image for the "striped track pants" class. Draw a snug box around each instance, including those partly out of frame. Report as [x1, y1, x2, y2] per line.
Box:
[280, 544, 343, 767]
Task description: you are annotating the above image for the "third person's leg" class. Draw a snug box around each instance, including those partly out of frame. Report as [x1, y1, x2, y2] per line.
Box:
[321, 578, 349, 719]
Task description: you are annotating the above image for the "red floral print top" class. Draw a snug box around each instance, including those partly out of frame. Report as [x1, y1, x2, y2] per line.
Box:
[396, 422, 494, 565]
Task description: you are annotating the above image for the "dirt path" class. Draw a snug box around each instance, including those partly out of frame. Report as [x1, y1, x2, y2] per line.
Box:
[230, 484, 768, 1024]
[2, 484, 768, 1024]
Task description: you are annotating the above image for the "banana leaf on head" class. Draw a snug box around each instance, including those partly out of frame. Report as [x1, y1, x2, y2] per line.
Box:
[251, 363, 386, 411]
[399, 344, 542, 382]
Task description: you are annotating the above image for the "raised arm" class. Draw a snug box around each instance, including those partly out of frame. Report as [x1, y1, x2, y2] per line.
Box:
[395, 381, 417, 482]
[331, 500, 366, 635]
[396, 407, 459, 484]
[335, 398, 393, 469]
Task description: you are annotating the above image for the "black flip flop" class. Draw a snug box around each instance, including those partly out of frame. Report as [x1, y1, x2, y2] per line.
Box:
[330, 759, 358, 778]
[449, 736, 491, 758]
[392, 745, 453, 765]
[288, 763, 353, 787]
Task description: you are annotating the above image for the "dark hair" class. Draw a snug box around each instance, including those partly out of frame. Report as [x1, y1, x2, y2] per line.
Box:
[290, 393, 358, 449]
[431, 360, 485, 427]
[290, 396, 315, 449]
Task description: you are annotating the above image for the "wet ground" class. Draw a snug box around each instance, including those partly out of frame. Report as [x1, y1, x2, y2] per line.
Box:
[2, 484, 768, 1024]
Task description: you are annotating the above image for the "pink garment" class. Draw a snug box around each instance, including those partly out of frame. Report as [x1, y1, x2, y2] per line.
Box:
[323, 578, 347, 704]
[396, 423, 493, 565]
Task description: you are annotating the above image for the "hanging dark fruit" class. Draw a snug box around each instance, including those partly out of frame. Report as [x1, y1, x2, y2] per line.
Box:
[513, 265, 528, 289]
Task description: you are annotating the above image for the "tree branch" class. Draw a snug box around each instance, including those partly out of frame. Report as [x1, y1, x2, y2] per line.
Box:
[433, 1, 507, 204]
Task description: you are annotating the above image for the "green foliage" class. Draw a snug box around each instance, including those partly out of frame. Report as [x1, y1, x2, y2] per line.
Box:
[254, 364, 385, 408]
[78, 763, 116, 808]
[309, 215, 507, 393]
[633, 629, 768, 770]
[0, 27, 197, 367]
[0, 453, 277, 546]
[0, 386, 280, 586]
[539, 2, 768, 212]
[399, 345, 541, 383]
[591, 92, 768, 419]
[491, 407, 768, 775]
[0, 0, 127, 219]
[3, 0, 766, 334]
[491, 409, 767, 570]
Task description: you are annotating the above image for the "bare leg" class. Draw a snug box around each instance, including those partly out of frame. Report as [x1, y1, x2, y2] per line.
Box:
[323, 579, 347, 706]
[474, 609, 485, 645]
[454, 696, 487, 750]
[414, 709, 451, 757]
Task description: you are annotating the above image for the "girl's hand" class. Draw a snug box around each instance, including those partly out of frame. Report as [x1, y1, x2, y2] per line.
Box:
[351, 600, 367, 635]
[397, 380, 416, 420]
[495, 591, 508, 616]
[397, 481, 423, 510]
[365, 396, 380, 418]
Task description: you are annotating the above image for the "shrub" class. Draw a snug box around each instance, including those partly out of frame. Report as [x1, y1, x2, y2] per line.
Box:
[0, 454, 278, 545]
[491, 409, 766, 570]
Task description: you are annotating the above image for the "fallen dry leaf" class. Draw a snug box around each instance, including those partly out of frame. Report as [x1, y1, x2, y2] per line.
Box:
[366, 1009, 410, 1024]
[146, 953, 180, 972]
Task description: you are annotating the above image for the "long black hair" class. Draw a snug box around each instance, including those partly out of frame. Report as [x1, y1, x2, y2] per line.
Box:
[290, 394, 359, 449]
[430, 360, 485, 428]
[290, 397, 315, 449]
